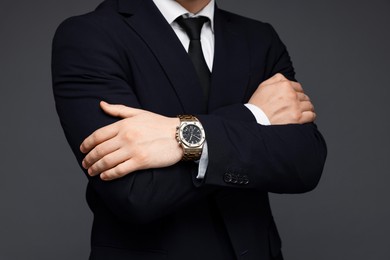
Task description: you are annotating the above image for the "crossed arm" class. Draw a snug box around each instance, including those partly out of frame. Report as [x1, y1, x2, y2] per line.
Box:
[52, 17, 326, 222]
[81, 73, 316, 181]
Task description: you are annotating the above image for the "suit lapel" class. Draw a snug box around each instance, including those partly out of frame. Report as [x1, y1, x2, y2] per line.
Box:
[116, 0, 251, 113]
[117, 0, 206, 114]
[208, 8, 251, 111]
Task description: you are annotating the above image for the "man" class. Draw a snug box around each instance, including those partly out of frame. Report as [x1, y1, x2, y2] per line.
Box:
[52, 0, 327, 259]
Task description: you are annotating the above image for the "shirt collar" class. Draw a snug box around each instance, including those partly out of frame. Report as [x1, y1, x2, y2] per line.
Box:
[153, 0, 215, 31]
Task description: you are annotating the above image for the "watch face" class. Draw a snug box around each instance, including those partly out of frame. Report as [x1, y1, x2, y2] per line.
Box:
[181, 123, 204, 147]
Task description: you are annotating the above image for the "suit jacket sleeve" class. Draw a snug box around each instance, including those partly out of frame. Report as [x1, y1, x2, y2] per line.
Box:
[52, 16, 218, 224]
[197, 24, 327, 193]
[52, 16, 326, 224]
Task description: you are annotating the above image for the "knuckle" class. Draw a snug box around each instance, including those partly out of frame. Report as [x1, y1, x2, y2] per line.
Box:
[279, 81, 289, 87]
[83, 156, 91, 166]
[124, 131, 136, 142]
[137, 151, 147, 164]
[115, 165, 126, 176]
[89, 165, 97, 174]
[275, 73, 285, 80]
[113, 165, 122, 176]
[94, 147, 103, 157]
[118, 105, 127, 112]
[91, 132, 102, 143]
[91, 163, 101, 173]
[291, 111, 302, 122]
[286, 90, 297, 100]
[135, 150, 149, 167]
[280, 81, 293, 91]
[100, 158, 108, 168]
[91, 132, 98, 142]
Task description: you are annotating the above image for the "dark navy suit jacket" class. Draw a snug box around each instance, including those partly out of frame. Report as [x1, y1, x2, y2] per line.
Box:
[52, 0, 327, 259]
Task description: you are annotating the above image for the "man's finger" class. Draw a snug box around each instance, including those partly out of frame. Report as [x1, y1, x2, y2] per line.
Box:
[300, 101, 315, 112]
[87, 148, 131, 176]
[300, 111, 316, 124]
[82, 138, 122, 169]
[100, 101, 143, 118]
[80, 123, 118, 153]
[290, 81, 304, 93]
[297, 92, 310, 102]
[100, 159, 139, 181]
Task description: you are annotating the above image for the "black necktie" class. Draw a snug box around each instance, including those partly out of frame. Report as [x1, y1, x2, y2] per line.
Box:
[176, 16, 211, 102]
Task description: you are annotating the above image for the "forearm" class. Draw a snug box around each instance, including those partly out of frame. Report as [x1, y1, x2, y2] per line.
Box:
[52, 15, 326, 224]
[54, 92, 217, 223]
[52, 17, 217, 224]
[55, 89, 324, 224]
[197, 108, 327, 193]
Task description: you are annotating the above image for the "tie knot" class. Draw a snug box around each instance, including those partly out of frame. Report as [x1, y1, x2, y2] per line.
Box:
[176, 16, 209, 40]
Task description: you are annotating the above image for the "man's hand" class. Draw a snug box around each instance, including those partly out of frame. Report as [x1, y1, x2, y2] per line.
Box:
[80, 101, 183, 181]
[249, 73, 316, 124]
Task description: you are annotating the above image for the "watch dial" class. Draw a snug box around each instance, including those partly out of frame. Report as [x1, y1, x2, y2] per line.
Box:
[182, 125, 202, 145]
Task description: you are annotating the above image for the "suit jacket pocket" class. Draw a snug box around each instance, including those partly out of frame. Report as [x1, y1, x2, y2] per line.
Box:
[90, 245, 168, 260]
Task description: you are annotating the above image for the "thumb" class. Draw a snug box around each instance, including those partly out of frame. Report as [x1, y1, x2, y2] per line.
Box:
[100, 101, 142, 118]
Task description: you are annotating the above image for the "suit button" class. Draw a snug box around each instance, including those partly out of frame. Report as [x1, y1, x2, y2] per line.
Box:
[231, 173, 238, 184]
[243, 175, 249, 185]
[238, 175, 244, 185]
[224, 173, 232, 183]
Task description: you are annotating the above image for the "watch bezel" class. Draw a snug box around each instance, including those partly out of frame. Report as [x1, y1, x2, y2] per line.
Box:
[178, 122, 205, 148]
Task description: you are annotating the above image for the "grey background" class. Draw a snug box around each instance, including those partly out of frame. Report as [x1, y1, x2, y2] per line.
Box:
[1, 0, 389, 259]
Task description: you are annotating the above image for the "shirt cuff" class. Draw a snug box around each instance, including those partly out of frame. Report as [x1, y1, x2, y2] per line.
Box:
[196, 141, 208, 179]
[244, 103, 271, 125]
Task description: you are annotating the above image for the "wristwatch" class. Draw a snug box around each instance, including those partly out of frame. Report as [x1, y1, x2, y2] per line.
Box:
[175, 115, 206, 161]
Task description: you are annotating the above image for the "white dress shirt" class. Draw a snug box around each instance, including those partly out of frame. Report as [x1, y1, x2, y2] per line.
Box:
[152, 0, 270, 179]
[152, 0, 215, 70]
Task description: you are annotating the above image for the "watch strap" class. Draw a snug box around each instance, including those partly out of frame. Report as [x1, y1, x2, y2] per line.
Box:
[182, 147, 203, 161]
